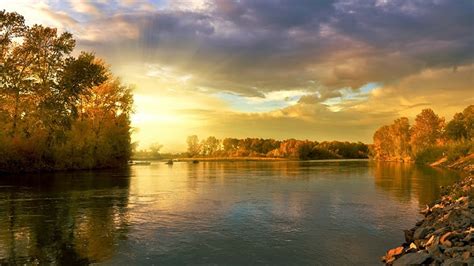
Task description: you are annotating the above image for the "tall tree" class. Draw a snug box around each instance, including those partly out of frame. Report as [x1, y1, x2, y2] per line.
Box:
[410, 109, 445, 154]
[186, 135, 201, 157]
[0, 11, 133, 172]
[201, 136, 220, 156]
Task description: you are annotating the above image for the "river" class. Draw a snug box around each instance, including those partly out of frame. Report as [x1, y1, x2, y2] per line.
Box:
[0, 160, 460, 265]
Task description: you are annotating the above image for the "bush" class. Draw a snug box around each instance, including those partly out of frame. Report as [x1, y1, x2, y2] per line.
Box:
[414, 146, 446, 164]
[445, 141, 474, 163]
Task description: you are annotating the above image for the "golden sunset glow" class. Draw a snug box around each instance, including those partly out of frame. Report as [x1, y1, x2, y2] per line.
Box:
[3, 0, 473, 152]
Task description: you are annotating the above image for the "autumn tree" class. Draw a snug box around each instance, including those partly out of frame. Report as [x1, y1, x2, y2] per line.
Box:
[0, 10, 25, 57]
[445, 105, 474, 141]
[0, 11, 133, 172]
[222, 138, 239, 155]
[190, 136, 368, 160]
[410, 109, 445, 154]
[186, 135, 201, 157]
[201, 136, 220, 156]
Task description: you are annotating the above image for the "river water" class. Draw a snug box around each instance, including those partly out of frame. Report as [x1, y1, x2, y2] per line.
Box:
[0, 160, 460, 265]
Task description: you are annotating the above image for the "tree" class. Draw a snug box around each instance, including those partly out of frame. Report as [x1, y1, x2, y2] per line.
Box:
[373, 125, 393, 161]
[148, 143, 163, 158]
[186, 135, 201, 157]
[0, 11, 133, 172]
[60, 52, 107, 119]
[445, 113, 467, 141]
[223, 138, 239, 156]
[296, 140, 315, 160]
[201, 136, 220, 156]
[445, 105, 474, 141]
[0, 10, 25, 56]
[463, 105, 474, 140]
[390, 117, 411, 160]
[410, 109, 445, 154]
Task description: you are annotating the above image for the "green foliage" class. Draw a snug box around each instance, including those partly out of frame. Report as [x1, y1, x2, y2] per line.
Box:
[0, 11, 133, 172]
[414, 146, 446, 164]
[444, 141, 474, 163]
[445, 105, 474, 141]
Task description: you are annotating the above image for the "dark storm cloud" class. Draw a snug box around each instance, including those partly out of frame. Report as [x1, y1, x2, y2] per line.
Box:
[331, 0, 474, 67]
[76, 0, 473, 97]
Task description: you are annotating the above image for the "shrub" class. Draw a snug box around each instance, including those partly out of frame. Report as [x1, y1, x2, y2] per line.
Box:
[414, 146, 446, 164]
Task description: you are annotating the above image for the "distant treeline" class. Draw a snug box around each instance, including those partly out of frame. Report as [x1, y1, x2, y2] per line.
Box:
[372, 105, 473, 163]
[0, 11, 133, 172]
[182, 136, 369, 160]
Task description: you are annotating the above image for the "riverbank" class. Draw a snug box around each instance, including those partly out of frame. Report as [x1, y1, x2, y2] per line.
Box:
[162, 157, 287, 162]
[382, 155, 474, 265]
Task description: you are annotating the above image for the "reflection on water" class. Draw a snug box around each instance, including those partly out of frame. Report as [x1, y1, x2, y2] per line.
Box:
[371, 162, 459, 206]
[0, 161, 460, 265]
[0, 170, 131, 264]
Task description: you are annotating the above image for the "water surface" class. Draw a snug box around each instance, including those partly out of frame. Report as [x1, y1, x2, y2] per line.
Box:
[0, 160, 460, 265]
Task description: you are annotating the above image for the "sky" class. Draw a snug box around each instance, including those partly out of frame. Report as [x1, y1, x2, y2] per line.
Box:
[2, 0, 473, 152]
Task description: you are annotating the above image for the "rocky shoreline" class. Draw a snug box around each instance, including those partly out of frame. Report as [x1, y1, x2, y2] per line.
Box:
[382, 156, 474, 265]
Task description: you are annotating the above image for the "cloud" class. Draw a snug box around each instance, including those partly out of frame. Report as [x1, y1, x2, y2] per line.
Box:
[4, 0, 472, 149]
[7, 0, 472, 98]
[38, 6, 78, 27]
[361, 64, 474, 118]
[69, 0, 100, 16]
[18, 0, 469, 101]
[298, 89, 342, 104]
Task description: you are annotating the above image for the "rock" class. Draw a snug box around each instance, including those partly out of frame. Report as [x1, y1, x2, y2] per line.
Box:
[444, 246, 470, 257]
[421, 205, 431, 215]
[433, 227, 448, 236]
[387, 246, 404, 257]
[406, 242, 418, 253]
[464, 233, 474, 242]
[414, 239, 423, 248]
[425, 235, 436, 247]
[414, 227, 430, 240]
[462, 251, 470, 260]
[428, 244, 443, 257]
[383, 171, 473, 265]
[404, 229, 414, 243]
[465, 257, 474, 265]
[444, 240, 453, 248]
[393, 252, 431, 266]
[456, 196, 468, 203]
[441, 257, 466, 266]
[441, 232, 453, 244]
[383, 246, 404, 263]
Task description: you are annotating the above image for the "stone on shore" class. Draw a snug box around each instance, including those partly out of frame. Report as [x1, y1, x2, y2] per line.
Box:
[392, 252, 431, 265]
[382, 171, 473, 265]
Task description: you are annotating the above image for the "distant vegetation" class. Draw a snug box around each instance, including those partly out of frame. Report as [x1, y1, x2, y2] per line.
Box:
[133, 138, 369, 160]
[178, 136, 368, 160]
[0, 11, 133, 172]
[372, 105, 473, 163]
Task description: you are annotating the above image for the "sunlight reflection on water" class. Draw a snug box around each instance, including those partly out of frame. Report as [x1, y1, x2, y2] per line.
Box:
[0, 160, 460, 265]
